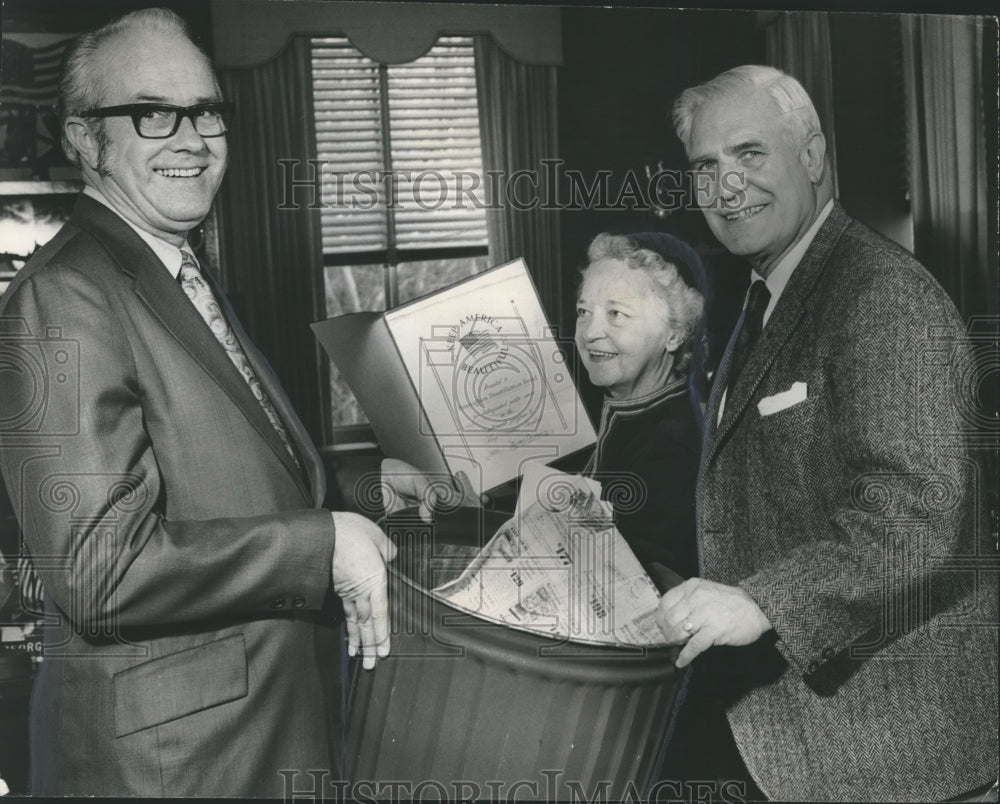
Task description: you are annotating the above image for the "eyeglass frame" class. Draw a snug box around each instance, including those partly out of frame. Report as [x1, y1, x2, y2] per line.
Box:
[78, 102, 235, 139]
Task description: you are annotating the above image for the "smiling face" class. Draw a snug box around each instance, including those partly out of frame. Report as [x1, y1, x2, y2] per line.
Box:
[70, 28, 227, 246]
[575, 258, 681, 400]
[686, 89, 824, 276]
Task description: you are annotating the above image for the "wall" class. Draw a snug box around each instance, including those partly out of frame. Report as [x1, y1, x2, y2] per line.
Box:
[2, 0, 213, 47]
[557, 7, 765, 412]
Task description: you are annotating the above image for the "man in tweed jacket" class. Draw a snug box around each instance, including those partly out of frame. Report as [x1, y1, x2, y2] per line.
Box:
[656, 65, 998, 801]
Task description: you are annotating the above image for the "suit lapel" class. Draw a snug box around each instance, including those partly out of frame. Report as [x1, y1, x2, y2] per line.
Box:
[205, 272, 323, 503]
[71, 196, 313, 499]
[704, 204, 852, 468]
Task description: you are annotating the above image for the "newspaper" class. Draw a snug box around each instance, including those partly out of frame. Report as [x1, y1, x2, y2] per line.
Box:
[431, 464, 667, 646]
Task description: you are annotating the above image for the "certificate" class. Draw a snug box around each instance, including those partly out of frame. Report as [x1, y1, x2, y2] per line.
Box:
[312, 258, 596, 494]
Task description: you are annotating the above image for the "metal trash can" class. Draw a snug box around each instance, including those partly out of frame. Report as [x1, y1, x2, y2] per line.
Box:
[345, 508, 682, 801]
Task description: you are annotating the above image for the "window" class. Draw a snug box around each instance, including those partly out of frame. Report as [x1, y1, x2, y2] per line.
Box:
[310, 36, 491, 429]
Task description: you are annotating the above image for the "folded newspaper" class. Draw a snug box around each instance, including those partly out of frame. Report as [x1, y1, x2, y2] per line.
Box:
[431, 464, 667, 646]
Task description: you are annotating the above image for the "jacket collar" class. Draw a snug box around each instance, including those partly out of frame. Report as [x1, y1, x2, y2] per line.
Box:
[703, 202, 852, 466]
[81, 185, 186, 279]
[587, 374, 690, 474]
[69, 195, 317, 501]
[600, 373, 689, 415]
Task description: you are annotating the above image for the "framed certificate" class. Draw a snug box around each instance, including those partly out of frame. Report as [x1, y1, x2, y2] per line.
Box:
[312, 258, 596, 494]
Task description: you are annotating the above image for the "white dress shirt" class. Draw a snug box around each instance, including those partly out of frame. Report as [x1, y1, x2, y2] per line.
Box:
[717, 198, 834, 422]
[83, 185, 195, 276]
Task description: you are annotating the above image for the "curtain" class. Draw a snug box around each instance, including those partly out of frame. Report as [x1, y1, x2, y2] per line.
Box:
[216, 37, 329, 443]
[474, 35, 563, 328]
[765, 12, 840, 197]
[902, 15, 994, 318]
[211, 1, 563, 70]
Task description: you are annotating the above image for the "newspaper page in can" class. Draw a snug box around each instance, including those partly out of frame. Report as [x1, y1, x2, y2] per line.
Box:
[432, 464, 666, 646]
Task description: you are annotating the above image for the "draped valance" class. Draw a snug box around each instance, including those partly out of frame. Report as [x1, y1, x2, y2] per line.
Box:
[210, 0, 563, 68]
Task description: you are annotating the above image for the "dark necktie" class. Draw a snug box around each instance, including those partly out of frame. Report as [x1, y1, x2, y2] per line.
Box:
[725, 279, 771, 394]
[178, 252, 301, 469]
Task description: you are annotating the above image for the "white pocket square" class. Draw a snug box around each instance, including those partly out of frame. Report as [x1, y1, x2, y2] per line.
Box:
[757, 382, 808, 416]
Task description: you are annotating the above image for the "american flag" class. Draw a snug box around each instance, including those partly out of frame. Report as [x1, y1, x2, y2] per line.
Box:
[1, 37, 69, 109]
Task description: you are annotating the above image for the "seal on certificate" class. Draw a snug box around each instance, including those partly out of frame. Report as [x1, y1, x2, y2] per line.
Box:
[448, 315, 546, 432]
[448, 314, 509, 375]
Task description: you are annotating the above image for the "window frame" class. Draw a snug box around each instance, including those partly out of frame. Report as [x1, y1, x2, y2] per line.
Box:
[312, 36, 490, 445]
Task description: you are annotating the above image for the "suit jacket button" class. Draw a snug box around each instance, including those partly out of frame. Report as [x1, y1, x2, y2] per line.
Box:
[270, 598, 286, 609]
[807, 661, 820, 675]
[293, 597, 306, 608]
[822, 647, 836, 661]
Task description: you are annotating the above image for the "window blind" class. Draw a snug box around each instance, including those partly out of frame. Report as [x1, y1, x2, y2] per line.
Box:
[311, 36, 488, 258]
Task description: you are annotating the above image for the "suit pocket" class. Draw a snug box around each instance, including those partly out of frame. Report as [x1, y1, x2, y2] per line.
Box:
[754, 393, 816, 431]
[114, 634, 248, 737]
[751, 395, 820, 470]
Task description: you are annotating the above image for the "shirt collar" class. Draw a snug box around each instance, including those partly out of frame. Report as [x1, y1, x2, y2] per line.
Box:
[83, 185, 193, 279]
[754, 198, 834, 327]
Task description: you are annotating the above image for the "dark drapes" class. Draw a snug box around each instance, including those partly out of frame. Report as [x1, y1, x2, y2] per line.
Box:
[216, 37, 329, 443]
[474, 35, 563, 329]
[764, 11, 840, 198]
[903, 15, 995, 320]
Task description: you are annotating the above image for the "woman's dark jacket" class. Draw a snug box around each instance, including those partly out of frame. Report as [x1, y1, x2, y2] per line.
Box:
[584, 376, 700, 580]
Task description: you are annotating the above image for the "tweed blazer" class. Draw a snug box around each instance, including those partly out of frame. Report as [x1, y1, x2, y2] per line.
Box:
[697, 204, 998, 801]
[0, 196, 342, 796]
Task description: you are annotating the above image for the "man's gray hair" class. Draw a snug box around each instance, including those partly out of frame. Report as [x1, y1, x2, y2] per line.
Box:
[672, 65, 822, 153]
[583, 233, 704, 375]
[58, 7, 213, 166]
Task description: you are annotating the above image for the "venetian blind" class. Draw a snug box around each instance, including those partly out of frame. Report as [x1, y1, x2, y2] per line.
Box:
[311, 36, 488, 258]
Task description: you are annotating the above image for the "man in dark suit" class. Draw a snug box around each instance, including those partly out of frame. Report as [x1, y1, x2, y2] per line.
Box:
[0, 8, 393, 796]
[656, 65, 998, 801]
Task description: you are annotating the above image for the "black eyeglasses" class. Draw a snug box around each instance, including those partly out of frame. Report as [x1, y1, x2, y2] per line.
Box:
[80, 102, 235, 139]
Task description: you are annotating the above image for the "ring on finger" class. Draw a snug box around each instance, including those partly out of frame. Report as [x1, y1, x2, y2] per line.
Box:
[682, 620, 695, 633]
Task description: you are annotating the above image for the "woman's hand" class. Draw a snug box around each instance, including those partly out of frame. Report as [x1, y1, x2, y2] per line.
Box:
[380, 458, 480, 522]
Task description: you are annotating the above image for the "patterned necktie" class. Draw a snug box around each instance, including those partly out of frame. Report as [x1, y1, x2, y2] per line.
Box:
[725, 279, 771, 394]
[178, 251, 300, 469]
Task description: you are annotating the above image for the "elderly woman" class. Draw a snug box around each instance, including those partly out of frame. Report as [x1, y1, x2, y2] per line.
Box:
[574, 232, 704, 582]
[383, 230, 704, 581]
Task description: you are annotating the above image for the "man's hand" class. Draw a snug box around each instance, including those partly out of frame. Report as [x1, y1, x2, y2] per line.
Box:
[380, 458, 480, 522]
[656, 578, 772, 668]
[330, 511, 396, 669]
